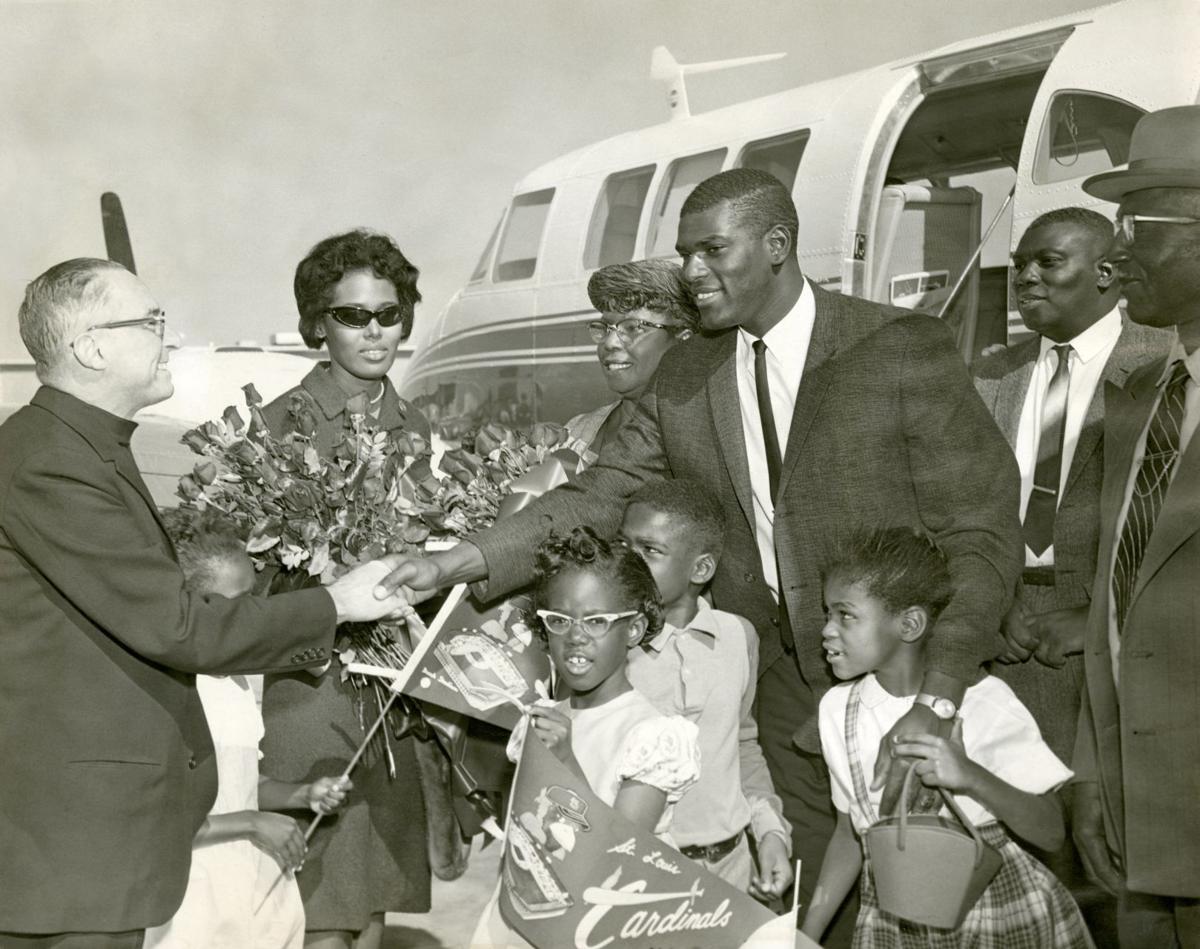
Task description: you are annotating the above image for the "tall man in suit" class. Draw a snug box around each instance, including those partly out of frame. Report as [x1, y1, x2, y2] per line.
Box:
[1071, 105, 1200, 948]
[973, 207, 1168, 764]
[378, 169, 1022, 933]
[0, 259, 409, 946]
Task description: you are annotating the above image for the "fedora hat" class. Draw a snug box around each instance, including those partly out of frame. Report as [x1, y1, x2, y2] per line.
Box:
[1083, 104, 1200, 202]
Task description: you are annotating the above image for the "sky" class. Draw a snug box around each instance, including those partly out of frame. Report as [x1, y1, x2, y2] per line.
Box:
[0, 0, 1108, 360]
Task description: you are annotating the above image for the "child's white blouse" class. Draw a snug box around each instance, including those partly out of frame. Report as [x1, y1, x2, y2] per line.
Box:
[818, 673, 1072, 834]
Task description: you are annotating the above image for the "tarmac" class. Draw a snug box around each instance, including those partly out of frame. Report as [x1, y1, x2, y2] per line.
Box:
[383, 839, 502, 949]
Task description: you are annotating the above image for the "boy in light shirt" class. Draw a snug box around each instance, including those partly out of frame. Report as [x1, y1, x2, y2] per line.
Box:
[619, 479, 793, 898]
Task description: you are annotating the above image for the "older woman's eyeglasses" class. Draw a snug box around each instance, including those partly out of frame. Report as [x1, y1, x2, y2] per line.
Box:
[326, 304, 413, 339]
[1114, 213, 1200, 243]
[587, 317, 682, 345]
[535, 608, 640, 639]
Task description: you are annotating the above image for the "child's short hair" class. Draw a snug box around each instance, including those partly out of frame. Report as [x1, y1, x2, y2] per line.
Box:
[626, 479, 726, 560]
[160, 506, 248, 593]
[534, 526, 664, 639]
[823, 527, 952, 621]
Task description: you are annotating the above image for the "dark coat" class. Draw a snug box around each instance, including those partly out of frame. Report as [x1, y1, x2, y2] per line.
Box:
[0, 387, 335, 934]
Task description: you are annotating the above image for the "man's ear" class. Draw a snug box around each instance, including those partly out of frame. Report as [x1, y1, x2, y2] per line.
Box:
[690, 552, 716, 586]
[897, 605, 929, 643]
[1097, 259, 1115, 290]
[764, 223, 793, 266]
[70, 333, 105, 372]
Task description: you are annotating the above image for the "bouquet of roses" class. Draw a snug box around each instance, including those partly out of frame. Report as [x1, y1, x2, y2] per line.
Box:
[176, 384, 574, 694]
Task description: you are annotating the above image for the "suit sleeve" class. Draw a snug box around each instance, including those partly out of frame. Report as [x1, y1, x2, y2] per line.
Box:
[7, 447, 336, 674]
[472, 386, 671, 599]
[736, 615, 792, 850]
[900, 320, 1023, 681]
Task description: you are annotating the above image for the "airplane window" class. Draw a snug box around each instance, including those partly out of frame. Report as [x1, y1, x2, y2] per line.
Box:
[469, 214, 503, 283]
[738, 130, 810, 192]
[1033, 91, 1144, 186]
[645, 149, 727, 259]
[584, 165, 655, 270]
[494, 188, 555, 282]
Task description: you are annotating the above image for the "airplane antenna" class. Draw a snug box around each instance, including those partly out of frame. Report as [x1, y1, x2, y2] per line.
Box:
[650, 46, 785, 120]
[101, 192, 137, 274]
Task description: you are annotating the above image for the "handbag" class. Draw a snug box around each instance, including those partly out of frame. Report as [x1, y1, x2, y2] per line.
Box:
[864, 761, 1003, 928]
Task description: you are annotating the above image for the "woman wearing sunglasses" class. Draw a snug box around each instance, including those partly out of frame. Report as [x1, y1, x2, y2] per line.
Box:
[258, 230, 441, 949]
[566, 259, 699, 462]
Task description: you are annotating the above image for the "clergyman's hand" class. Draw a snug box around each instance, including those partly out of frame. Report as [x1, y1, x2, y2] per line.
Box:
[1030, 605, 1089, 669]
[325, 559, 411, 624]
[873, 703, 947, 815]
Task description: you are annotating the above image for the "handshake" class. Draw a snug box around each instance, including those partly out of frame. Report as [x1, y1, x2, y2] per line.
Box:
[323, 543, 487, 624]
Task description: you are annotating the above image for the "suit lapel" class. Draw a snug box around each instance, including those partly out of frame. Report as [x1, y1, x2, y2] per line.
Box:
[705, 336, 755, 527]
[1063, 324, 1143, 497]
[994, 343, 1037, 447]
[776, 292, 839, 497]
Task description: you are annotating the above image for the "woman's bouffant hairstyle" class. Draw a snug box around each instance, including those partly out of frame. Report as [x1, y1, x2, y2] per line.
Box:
[293, 229, 421, 349]
[586, 259, 700, 333]
[533, 526, 664, 641]
[160, 506, 249, 594]
[822, 527, 953, 623]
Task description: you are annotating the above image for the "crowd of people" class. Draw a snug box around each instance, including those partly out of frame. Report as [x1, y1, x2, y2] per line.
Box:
[1, 102, 1198, 949]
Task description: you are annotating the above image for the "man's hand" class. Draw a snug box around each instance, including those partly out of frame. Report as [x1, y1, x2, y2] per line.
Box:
[749, 832, 793, 900]
[996, 599, 1037, 664]
[1072, 782, 1123, 896]
[1030, 605, 1088, 669]
[325, 560, 412, 624]
[372, 543, 489, 604]
[873, 703, 948, 815]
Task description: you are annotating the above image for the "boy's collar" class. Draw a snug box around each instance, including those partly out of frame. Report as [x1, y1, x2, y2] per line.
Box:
[643, 596, 721, 653]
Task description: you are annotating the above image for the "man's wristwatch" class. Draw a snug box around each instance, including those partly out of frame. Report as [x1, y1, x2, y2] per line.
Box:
[914, 693, 958, 720]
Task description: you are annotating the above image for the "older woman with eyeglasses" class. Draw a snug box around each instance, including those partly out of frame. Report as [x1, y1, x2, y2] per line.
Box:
[566, 259, 699, 461]
[258, 230, 447, 949]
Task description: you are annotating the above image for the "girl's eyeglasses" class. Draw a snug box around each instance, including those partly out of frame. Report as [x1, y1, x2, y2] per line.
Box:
[325, 304, 414, 340]
[535, 608, 640, 639]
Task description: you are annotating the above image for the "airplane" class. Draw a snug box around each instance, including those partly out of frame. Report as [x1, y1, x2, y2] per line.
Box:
[399, 0, 1200, 431]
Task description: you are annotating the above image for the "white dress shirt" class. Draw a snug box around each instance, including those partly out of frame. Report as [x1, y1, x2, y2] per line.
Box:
[1107, 335, 1200, 684]
[1014, 307, 1123, 567]
[735, 280, 816, 600]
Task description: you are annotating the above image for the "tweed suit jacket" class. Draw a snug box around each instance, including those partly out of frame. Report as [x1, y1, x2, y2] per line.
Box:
[1074, 355, 1200, 897]
[474, 284, 1022, 692]
[972, 319, 1170, 609]
[0, 387, 337, 934]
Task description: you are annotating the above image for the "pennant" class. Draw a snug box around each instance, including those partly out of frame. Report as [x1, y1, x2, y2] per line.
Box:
[498, 734, 813, 948]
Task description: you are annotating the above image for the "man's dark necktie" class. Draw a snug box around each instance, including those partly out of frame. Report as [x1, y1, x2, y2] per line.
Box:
[1023, 344, 1072, 556]
[1113, 360, 1191, 633]
[752, 338, 783, 502]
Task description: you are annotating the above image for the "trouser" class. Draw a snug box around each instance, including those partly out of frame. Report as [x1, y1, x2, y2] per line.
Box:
[0, 933, 144, 949]
[755, 652, 857, 949]
[1118, 891, 1200, 949]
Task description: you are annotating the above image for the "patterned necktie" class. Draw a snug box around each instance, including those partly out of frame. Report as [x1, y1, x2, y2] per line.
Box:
[752, 339, 783, 501]
[1023, 344, 1072, 556]
[1113, 360, 1191, 633]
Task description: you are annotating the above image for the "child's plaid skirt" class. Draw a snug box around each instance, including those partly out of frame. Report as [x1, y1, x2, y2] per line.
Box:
[853, 821, 1094, 948]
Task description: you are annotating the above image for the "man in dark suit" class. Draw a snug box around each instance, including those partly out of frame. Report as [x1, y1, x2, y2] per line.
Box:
[380, 169, 1022, 933]
[0, 259, 410, 946]
[1071, 106, 1200, 948]
[974, 207, 1168, 763]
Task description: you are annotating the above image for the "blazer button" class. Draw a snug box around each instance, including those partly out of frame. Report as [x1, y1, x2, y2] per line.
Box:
[744, 572, 755, 583]
[187, 757, 197, 770]
[292, 654, 304, 664]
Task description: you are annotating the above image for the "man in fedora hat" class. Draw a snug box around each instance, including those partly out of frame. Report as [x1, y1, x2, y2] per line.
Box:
[1073, 104, 1200, 948]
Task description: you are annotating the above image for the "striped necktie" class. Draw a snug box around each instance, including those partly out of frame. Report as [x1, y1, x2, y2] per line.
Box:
[1024, 344, 1072, 556]
[1113, 360, 1191, 633]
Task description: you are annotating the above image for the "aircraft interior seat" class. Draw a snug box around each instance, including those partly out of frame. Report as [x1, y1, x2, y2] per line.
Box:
[871, 183, 983, 355]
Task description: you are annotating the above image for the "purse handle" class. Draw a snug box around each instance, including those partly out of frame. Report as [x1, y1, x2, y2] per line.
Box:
[896, 761, 989, 868]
